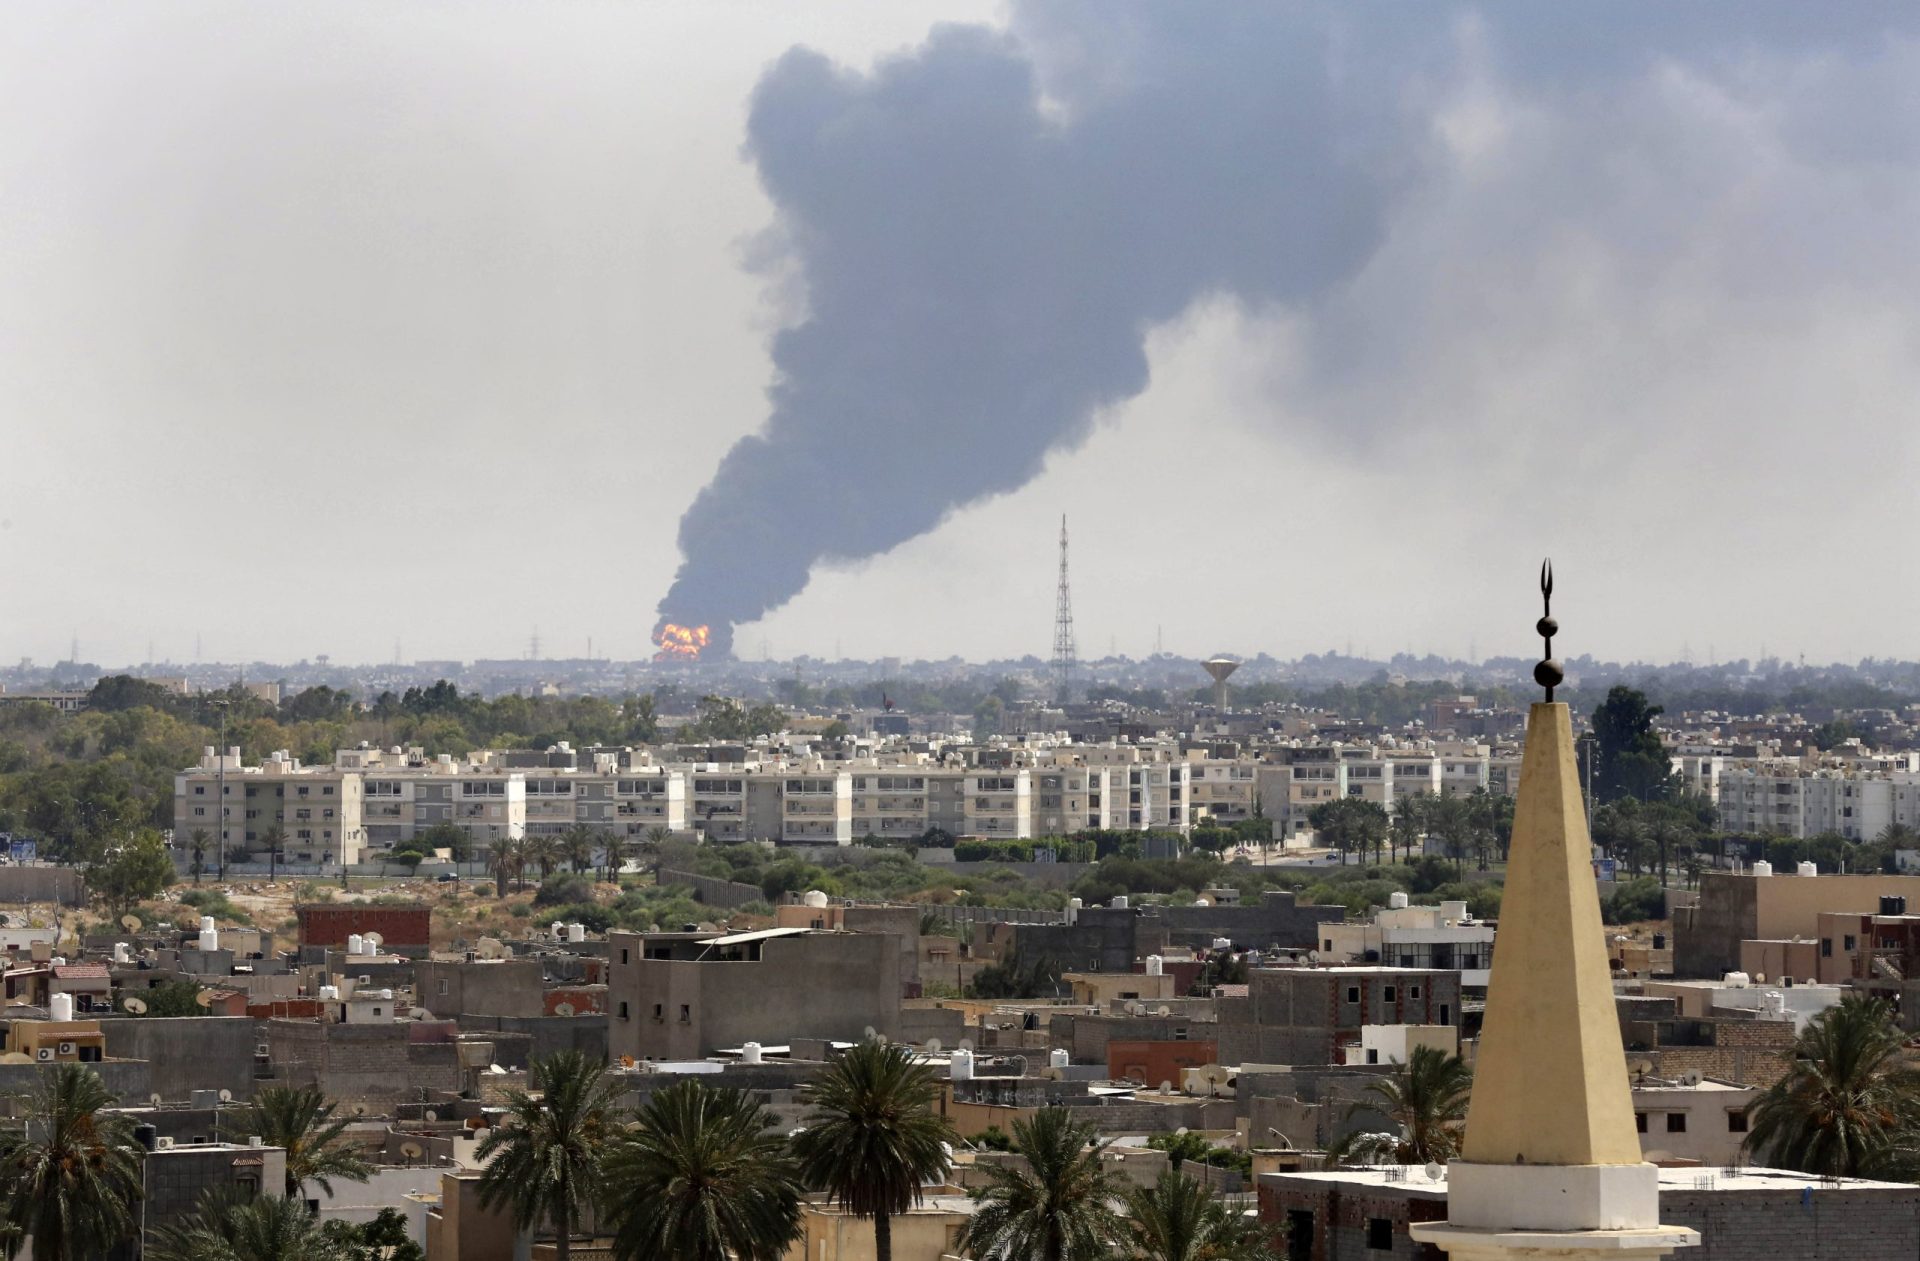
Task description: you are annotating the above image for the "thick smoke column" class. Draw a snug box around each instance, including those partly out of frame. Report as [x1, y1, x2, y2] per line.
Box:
[657, 2, 1915, 656]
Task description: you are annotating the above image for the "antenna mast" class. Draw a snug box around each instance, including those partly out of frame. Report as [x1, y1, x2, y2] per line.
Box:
[1052, 515, 1078, 704]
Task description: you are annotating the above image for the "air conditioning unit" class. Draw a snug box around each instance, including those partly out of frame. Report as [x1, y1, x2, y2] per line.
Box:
[34, 1048, 53, 1062]
[57, 1042, 75, 1056]
[155, 1137, 174, 1150]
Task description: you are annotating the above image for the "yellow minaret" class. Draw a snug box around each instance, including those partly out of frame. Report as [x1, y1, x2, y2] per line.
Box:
[1413, 563, 1697, 1261]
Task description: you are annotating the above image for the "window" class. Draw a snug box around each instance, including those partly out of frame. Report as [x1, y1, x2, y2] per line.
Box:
[437, 979, 449, 996]
[1346, 986, 1361, 1004]
[618, 1001, 629, 1020]
[1409, 985, 1421, 1000]
[1845, 935, 1858, 952]
[1439, 1003, 1451, 1024]
[1635, 1112, 1648, 1133]
[1366, 1217, 1393, 1250]
[621, 948, 630, 965]
[679, 1004, 691, 1023]
[1821, 939, 1833, 957]
[652, 1004, 664, 1021]
[1287, 1210, 1314, 1261]
[1666, 1112, 1686, 1133]
[1383, 985, 1397, 1003]
[1728, 1110, 1748, 1133]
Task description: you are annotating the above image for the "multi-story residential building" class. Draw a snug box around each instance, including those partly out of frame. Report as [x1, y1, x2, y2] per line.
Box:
[1713, 764, 1908, 840]
[1188, 758, 1258, 824]
[174, 748, 366, 866]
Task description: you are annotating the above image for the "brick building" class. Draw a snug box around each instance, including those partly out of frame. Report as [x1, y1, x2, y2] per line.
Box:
[1217, 967, 1459, 1066]
[1107, 1038, 1217, 1088]
[295, 904, 432, 955]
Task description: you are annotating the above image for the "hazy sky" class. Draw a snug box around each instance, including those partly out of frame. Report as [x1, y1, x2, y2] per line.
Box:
[4, 4, 1918, 668]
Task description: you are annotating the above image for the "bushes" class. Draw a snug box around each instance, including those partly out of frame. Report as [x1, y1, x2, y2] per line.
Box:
[534, 874, 595, 908]
[176, 888, 253, 926]
[1602, 876, 1666, 925]
[953, 839, 1096, 864]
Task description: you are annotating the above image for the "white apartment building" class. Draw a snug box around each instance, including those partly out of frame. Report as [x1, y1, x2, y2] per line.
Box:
[174, 748, 366, 866]
[1712, 763, 1920, 840]
[1320, 898, 1497, 987]
[1187, 758, 1258, 823]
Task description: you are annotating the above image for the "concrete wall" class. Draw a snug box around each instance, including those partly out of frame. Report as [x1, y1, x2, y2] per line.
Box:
[266, 1020, 465, 1108]
[0, 866, 85, 906]
[657, 867, 765, 909]
[0, 1059, 150, 1110]
[99, 1016, 260, 1102]
[1218, 970, 1460, 1067]
[455, 1014, 608, 1067]
[1678, 873, 1920, 979]
[1659, 1178, 1920, 1261]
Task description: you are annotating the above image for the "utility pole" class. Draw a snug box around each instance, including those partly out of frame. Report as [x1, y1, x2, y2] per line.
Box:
[1051, 515, 1078, 705]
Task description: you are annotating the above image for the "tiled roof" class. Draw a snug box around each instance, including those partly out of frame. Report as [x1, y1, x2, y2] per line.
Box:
[51, 964, 109, 979]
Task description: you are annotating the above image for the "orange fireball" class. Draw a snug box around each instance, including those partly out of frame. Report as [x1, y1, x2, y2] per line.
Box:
[655, 623, 712, 661]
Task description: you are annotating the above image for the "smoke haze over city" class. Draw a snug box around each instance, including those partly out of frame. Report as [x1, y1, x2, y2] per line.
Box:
[5, 3, 1920, 666]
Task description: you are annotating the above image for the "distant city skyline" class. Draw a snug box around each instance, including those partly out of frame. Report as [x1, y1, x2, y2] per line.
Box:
[6, 4, 1920, 666]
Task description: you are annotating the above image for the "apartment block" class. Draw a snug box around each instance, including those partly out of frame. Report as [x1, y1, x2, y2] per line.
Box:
[173, 748, 365, 866]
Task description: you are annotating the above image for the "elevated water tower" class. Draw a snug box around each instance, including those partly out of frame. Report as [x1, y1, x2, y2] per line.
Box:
[1202, 656, 1240, 712]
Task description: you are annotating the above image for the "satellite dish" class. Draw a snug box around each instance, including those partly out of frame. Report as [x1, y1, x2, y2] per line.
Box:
[400, 1141, 425, 1160]
[925, 1038, 942, 1055]
[1156, 1005, 1171, 1017]
[122, 997, 148, 1015]
[1306, 950, 1321, 964]
[351, 1103, 369, 1116]
[957, 1038, 973, 1053]
[1162, 1082, 1175, 1095]
[862, 1026, 878, 1042]
[1425, 1162, 1444, 1182]
[363, 932, 383, 948]
[553, 1002, 576, 1018]
[424, 1109, 438, 1122]
[149, 1093, 164, 1106]
[121, 914, 143, 932]
[194, 990, 214, 1008]
[218, 1088, 232, 1102]
[476, 937, 506, 960]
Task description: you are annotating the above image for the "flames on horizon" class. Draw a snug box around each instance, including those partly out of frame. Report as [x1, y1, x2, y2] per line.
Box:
[654, 622, 712, 662]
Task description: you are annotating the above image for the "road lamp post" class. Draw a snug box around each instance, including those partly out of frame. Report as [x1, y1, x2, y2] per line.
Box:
[213, 699, 230, 881]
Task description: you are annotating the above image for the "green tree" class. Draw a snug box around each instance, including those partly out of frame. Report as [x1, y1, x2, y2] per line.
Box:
[601, 1078, 804, 1261]
[224, 1085, 373, 1199]
[321, 1207, 426, 1261]
[142, 979, 206, 1017]
[961, 1107, 1120, 1261]
[1122, 1171, 1277, 1261]
[1745, 993, 1920, 1178]
[475, 1049, 622, 1261]
[1390, 797, 1424, 865]
[261, 824, 286, 882]
[415, 820, 472, 862]
[1590, 686, 1676, 804]
[87, 828, 175, 917]
[148, 1190, 347, 1261]
[562, 825, 596, 875]
[1325, 1045, 1474, 1166]
[0, 1064, 146, 1261]
[792, 1041, 955, 1261]
[487, 832, 522, 897]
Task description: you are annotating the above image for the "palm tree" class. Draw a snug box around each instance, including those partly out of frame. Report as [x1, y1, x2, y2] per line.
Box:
[1123, 1171, 1276, 1261]
[1390, 797, 1422, 866]
[961, 1107, 1120, 1261]
[475, 1049, 623, 1261]
[147, 1190, 344, 1261]
[602, 830, 633, 883]
[601, 1079, 803, 1261]
[562, 826, 595, 876]
[0, 1063, 146, 1261]
[261, 823, 286, 882]
[189, 827, 210, 885]
[1324, 1044, 1473, 1166]
[223, 1084, 373, 1199]
[488, 834, 524, 898]
[791, 1041, 955, 1261]
[1745, 993, 1920, 1178]
[524, 834, 558, 883]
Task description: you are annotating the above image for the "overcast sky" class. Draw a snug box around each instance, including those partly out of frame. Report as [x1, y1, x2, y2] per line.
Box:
[4, 3, 1918, 669]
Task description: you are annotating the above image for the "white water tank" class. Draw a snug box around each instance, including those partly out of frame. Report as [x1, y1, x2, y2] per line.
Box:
[1388, 891, 1410, 910]
[50, 993, 74, 1022]
[200, 915, 216, 934]
[1049, 1048, 1070, 1069]
[1723, 971, 1751, 988]
[113, 942, 131, 964]
[949, 1047, 974, 1081]
[319, 985, 340, 1001]
[568, 923, 587, 944]
[1067, 897, 1082, 925]
[803, 890, 830, 909]
[742, 1041, 763, 1065]
[1110, 895, 1129, 910]
[1796, 861, 1819, 878]
[1146, 955, 1164, 976]
[199, 922, 219, 952]
[1752, 860, 1774, 877]
[347, 934, 366, 957]
[1212, 937, 1232, 952]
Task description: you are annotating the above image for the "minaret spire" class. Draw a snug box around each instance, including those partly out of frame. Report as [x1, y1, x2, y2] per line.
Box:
[1414, 563, 1696, 1261]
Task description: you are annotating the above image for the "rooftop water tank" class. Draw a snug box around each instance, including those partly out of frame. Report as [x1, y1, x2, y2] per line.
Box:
[949, 1047, 974, 1081]
[1145, 955, 1164, 976]
[50, 992, 74, 1022]
[1796, 861, 1818, 878]
[1049, 1048, 1070, 1069]
[1752, 860, 1773, 877]
[347, 934, 365, 956]
[1212, 937, 1232, 952]
[1723, 971, 1751, 988]
[1067, 897, 1082, 925]
[200, 916, 216, 934]
[199, 923, 219, 952]
[803, 890, 830, 909]
[1388, 891, 1410, 910]
[568, 923, 587, 944]
[742, 1041, 763, 1065]
[1110, 896, 1129, 911]
[113, 942, 131, 964]
[319, 986, 340, 1001]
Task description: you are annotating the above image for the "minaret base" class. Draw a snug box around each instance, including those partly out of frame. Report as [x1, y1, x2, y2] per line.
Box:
[1410, 1162, 1697, 1259]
